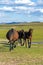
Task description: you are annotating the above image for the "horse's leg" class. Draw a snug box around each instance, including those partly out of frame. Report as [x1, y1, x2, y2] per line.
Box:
[24, 39, 27, 48]
[28, 39, 29, 48]
[29, 41, 31, 48]
[20, 39, 24, 46]
[13, 41, 16, 48]
[22, 42, 24, 46]
[28, 38, 31, 48]
[12, 42, 14, 50]
[9, 40, 14, 51]
[20, 38, 22, 46]
[22, 39, 24, 46]
[9, 41, 12, 51]
[29, 38, 32, 48]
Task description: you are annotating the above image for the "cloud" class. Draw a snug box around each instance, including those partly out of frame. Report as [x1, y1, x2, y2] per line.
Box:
[38, 9, 43, 13]
[0, 6, 14, 11]
[15, 6, 43, 14]
[15, 6, 27, 10]
[0, 5, 43, 14]
[0, 0, 36, 6]
[15, 0, 36, 6]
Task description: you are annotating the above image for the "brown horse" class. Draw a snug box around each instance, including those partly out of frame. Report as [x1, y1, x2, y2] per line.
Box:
[6, 28, 19, 51]
[23, 28, 33, 48]
[6, 28, 24, 51]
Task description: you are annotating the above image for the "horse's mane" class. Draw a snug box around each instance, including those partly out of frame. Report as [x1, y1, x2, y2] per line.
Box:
[29, 28, 33, 32]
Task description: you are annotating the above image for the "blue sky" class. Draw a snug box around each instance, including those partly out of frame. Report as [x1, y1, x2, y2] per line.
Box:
[0, 0, 43, 23]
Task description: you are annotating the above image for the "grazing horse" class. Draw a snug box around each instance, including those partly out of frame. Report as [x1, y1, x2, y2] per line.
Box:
[6, 29, 24, 51]
[23, 28, 33, 48]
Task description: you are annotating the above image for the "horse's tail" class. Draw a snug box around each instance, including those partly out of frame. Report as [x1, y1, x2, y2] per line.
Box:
[6, 28, 14, 40]
[6, 32, 9, 40]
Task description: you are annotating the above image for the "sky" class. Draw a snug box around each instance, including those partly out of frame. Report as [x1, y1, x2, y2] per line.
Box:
[0, 0, 43, 23]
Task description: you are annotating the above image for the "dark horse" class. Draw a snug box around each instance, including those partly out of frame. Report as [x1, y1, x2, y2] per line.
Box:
[17, 29, 24, 46]
[23, 28, 33, 48]
[6, 28, 24, 51]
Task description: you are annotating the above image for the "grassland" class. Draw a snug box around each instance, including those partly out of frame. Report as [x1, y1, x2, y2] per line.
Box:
[0, 22, 43, 42]
[0, 23, 43, 65]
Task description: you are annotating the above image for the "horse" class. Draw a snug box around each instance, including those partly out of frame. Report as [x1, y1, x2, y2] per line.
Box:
[6, 28, 24, 51]
[23, 28, 33, 48]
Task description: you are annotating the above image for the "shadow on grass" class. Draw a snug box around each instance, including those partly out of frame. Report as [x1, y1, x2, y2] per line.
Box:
[0, 42, 10, 52]
[0, 41, 17, 52]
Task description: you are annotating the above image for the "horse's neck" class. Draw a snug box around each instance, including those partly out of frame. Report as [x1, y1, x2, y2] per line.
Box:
[28, 31, 32, 36]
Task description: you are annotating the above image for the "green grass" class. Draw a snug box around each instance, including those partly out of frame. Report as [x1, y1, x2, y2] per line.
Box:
[0, 43, 43, 65]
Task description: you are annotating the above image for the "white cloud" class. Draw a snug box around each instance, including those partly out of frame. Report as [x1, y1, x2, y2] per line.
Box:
[0, 0, 36, 6]
[15, 0, 36, 6]
[0, 6, 14, 11]
[15, 6, 34, 11]
[0, 0, 43, 14]
[15, 6, 33, 14]
[30, 8, 43, 13]
[15, 0, 29, 4]
[38, 9, 43, 13]
[15, 6, 27, 10]
[15, 6, 43, 14]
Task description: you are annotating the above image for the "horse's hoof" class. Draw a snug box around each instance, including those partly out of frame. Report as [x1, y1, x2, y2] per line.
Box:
[9, 48, 12, 51]
[23, 43, 24, 46]
[28, 46, 31, 48]
[14, 45, 16, 48]
[21, 43, 24, 46]
[21, 45, 23, 46]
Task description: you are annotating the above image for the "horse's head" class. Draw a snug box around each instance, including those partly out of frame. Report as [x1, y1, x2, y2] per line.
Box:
[29, 28, 33, 34]
[21, 29, 24, 36]
[19, 29, 25, 38]
[21, 29, 24, 32]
